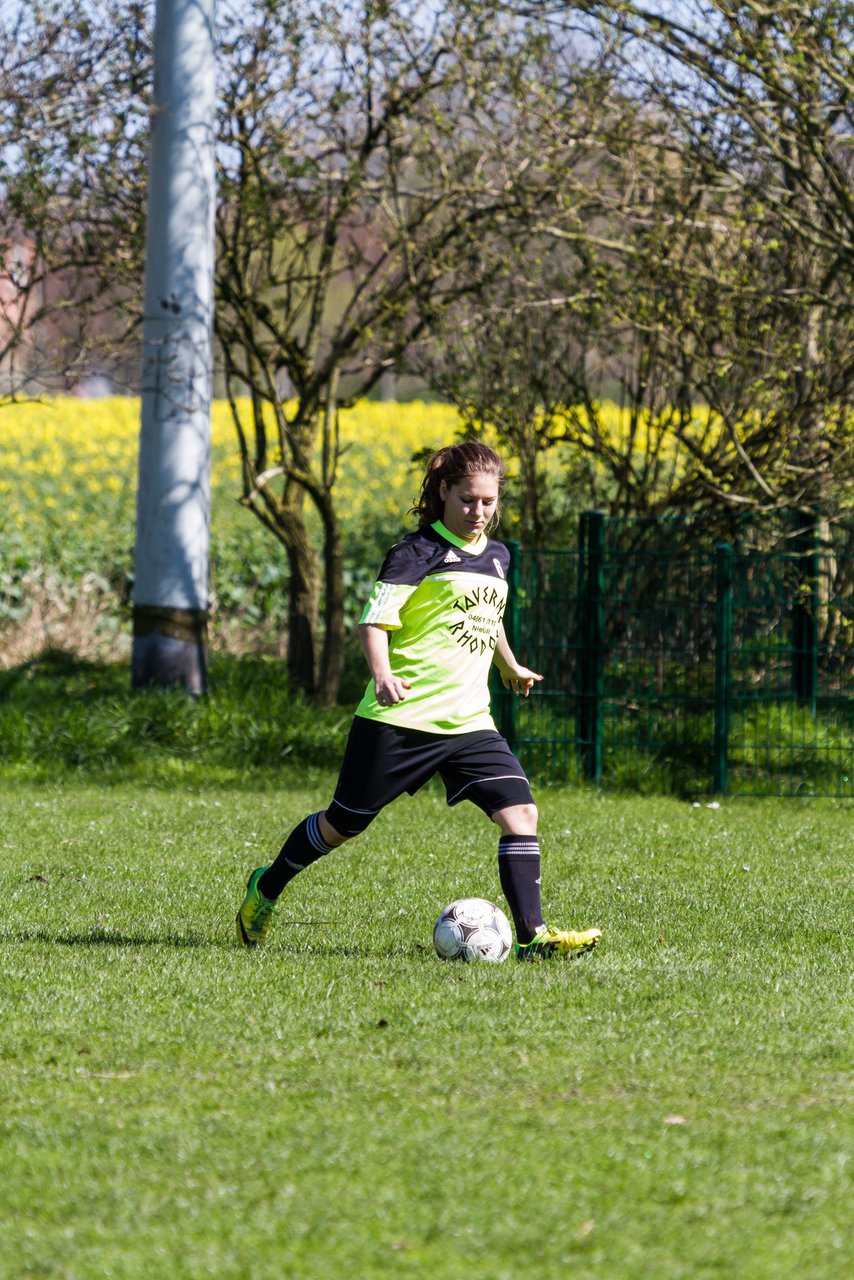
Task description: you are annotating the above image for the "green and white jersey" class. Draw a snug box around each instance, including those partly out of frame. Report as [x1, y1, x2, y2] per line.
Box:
[356, 520, 510, 734]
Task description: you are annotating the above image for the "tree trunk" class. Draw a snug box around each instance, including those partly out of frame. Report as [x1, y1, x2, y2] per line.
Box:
[518, 433, 542, 547]
[278, 491, 319, 696]
[317, 500, 346, 707]
[285, 547, 318, 695]
[795, 298, 829, 508]
[232, 391, 322, 697]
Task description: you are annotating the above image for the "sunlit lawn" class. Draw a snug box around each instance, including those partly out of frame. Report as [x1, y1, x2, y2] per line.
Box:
[2, 779, 851, 1279]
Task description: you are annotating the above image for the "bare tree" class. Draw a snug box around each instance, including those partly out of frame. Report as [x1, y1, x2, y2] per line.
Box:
[9, 0, 848, 700]
[598, 0, 854, 509]
[0, 3, 149, 399]
[432, 2, 853, 519]
[214, 0, 566, 700]
[4, 1, 564, 701]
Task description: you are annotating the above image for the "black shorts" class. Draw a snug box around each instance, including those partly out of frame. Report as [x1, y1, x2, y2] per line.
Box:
[325, 716, 534, 837]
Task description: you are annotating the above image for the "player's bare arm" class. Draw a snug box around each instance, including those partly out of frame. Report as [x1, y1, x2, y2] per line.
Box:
[359, 622, 412, 704]
[493, 621, 543, 697]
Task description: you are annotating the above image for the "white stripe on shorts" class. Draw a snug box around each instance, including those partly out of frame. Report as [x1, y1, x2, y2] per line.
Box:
[445, 773, 529, 806]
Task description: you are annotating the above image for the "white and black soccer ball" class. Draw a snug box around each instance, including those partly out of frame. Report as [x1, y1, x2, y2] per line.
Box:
[433, 897, 512, 963]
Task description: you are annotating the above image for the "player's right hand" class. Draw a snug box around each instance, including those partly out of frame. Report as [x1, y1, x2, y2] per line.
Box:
[375, 676, 412, 705]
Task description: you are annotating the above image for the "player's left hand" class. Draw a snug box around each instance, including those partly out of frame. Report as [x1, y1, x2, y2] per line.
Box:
[499, 665, 543, 697]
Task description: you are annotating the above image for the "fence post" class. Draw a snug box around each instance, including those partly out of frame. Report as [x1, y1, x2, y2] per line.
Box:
[713, 543, 733, 795]
[577, 511, 605, 783]
[792, 515, 819, 715]
[497, 539, 521, 752]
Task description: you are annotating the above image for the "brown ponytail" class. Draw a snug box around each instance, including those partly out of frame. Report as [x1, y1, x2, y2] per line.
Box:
[412, 442, 506, 529]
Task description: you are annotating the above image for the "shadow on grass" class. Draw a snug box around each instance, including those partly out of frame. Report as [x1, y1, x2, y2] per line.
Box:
[3, 928, 225, 949]
[2, 924, 429, 960]
[272, 923, 432, 961]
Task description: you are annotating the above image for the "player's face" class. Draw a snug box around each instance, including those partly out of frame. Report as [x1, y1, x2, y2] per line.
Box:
[439, 472, 500, 542]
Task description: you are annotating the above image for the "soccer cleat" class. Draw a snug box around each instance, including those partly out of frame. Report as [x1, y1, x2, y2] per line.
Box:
[514, 925, 602, 961]
[236, 866, 276, 947]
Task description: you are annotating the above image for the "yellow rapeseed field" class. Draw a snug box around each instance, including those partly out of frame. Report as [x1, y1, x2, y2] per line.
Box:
[0, 396, 476, 659]
[0, 396, 464, 559]
[0, 393, 717, 576]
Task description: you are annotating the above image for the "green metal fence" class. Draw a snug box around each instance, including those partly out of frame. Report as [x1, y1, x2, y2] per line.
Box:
[495, 512, 854, 797]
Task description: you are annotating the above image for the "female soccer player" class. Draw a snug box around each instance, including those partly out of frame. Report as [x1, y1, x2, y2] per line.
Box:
[236, 442, 601, 961]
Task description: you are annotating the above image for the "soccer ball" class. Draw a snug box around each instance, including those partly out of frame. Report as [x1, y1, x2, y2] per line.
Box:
[433, 897, 512, 963]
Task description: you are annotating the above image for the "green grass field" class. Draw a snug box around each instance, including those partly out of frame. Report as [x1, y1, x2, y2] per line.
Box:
[2, 771, 851, 1279]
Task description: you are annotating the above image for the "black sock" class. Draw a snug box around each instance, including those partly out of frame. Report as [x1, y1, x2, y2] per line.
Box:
[258, 812, 335, 899]
[498, 834, 545, 944]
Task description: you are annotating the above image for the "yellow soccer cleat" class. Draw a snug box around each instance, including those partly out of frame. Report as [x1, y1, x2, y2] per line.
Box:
[514, 925, 602, 961]
[236, 866, 276, 947]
